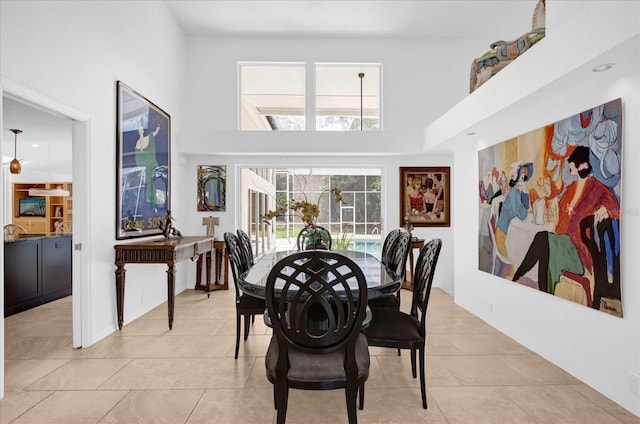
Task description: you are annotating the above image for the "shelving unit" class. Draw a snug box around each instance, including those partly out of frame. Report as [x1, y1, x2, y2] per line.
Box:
[12, 182, 73, 235]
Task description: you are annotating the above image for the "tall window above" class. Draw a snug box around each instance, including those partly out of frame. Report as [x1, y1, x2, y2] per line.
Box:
[316, 64, 381, 131]
[239, 63, 305, 130]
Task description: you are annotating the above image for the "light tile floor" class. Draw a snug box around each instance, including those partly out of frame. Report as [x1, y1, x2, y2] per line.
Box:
[2, 289, 638, 424]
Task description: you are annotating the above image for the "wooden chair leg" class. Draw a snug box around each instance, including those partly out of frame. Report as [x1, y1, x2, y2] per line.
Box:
[410, 347, 417, 378]
[275, 381, 289, 424]
[345, 383, 358, 424]
[272, 385, 277, 409]
[234, 314, 241, 359]
[419, 346, 427, 409]
[243, 314, 251, 340]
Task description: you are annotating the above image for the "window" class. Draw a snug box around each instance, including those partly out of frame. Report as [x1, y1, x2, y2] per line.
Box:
[316, 64, 381, 131]
[272, 167, 382, 249]
[239, 63, 305, 130]
[239, 62, 381, 131]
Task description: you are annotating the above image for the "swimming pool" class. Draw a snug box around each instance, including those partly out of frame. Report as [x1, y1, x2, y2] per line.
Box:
[351, 240, 382, 258]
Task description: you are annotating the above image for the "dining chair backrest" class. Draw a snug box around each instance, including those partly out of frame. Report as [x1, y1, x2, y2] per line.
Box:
[410, 238, 443, 327]
[387, 229, 411, 279]
[224, 232, 248, 299]
[265, 250, 368, 353]
[296, 226, 332, 251]
[236, 229, 254, 268]
[381, 228, 401, 265]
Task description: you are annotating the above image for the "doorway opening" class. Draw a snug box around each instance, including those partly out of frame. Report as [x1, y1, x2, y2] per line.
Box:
[1, 79, 90, 398]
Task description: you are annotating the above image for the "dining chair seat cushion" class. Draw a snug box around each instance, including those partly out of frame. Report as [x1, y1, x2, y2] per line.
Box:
[237, 293, 266, 312]
[266, 333, 370, 383]
[364, 308, 422, 344]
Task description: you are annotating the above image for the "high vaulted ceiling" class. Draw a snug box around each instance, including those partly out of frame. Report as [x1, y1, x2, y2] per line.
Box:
[164, 0, 539, 40]
[3, 1, 541, 174]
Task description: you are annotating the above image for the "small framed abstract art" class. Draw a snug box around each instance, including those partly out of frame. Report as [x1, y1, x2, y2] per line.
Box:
[400, 166, 450, 227]
[197, 165, 226, 212]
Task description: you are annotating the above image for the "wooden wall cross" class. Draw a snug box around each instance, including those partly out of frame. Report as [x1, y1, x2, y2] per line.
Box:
[202, 216, 219, 237]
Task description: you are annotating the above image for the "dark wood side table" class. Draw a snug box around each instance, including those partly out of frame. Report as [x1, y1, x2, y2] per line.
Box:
[195, 240, 228, 295]
[402, 238, 425, 291]
[114, 235, 215, 330]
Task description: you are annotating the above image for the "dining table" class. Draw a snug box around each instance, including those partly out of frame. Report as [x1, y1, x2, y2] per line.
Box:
[239, 249, 401, 301]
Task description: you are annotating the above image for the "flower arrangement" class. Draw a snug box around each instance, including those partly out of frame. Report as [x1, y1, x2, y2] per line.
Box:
[263, 187, 344, 249]
[263, 187, 343, 226]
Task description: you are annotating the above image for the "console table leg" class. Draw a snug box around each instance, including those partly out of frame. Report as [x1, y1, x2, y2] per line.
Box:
[115, 265, 126, 330]
[206, 251, 212, 298]
[215, 247, 223, 286]
[167, 265, 176, 330]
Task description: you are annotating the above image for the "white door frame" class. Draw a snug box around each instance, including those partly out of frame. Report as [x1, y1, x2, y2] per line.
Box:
[1, 78, 91, 397]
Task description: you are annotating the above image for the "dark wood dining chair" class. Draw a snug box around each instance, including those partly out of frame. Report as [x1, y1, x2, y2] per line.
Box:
[380, 228, 401, 266]
[223, 232, 266, 359]
[236, 228, 255, 268]
[368, 228, 411, 311]
[363, 238, 442, 409]
[265, 250, 370, 424]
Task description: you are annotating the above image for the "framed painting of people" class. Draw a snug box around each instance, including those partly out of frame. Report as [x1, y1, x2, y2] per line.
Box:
[197, 165, 226, 212]
[477, 98, 622, 317]
[400, 167, 450, 227]
[116, 81, 171, 239]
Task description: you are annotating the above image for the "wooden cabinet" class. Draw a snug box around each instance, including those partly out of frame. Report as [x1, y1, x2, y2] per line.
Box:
[4, 235, 72, 317]
[12, 182, 72, 235]
[4, 238, 42, 308]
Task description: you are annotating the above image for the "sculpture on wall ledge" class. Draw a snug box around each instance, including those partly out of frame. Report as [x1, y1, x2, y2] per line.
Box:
[470, 0, 545, 93]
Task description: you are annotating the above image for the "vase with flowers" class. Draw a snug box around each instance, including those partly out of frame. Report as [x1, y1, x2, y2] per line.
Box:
[263, 187, 343, 250]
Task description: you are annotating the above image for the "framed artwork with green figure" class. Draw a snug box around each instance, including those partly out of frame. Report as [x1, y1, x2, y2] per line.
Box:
[116, 81, 171, 239]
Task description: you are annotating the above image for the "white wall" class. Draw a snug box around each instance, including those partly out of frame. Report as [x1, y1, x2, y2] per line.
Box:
[0, 0, 188, 357]
[446, 2, 640, 416]
[177, 35, 490, 156]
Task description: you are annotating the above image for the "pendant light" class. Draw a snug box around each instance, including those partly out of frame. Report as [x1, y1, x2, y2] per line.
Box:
[358, 73, 365, 131]
[9, 129, 22, 174]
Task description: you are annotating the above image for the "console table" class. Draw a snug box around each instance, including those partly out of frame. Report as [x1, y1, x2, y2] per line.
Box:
[114, 236, 215, 330]
[195, 240, 228, 294]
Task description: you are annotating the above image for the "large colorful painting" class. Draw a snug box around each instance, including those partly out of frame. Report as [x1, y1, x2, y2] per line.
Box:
[116, 81, 171, 239]
[478, 98, 622, 317]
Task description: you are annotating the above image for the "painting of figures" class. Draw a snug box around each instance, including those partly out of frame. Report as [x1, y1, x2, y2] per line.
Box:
[478, 98, 622, 317]
[400, 167, 450, 227]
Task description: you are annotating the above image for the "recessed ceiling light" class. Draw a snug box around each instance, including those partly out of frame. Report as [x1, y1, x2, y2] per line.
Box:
[592, 63, 615, 72]
[32, 143, 40, 148]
